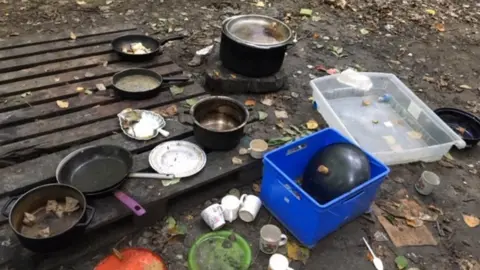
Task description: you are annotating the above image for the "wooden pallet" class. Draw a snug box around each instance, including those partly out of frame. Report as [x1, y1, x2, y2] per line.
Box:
[0, 25, 271, 268]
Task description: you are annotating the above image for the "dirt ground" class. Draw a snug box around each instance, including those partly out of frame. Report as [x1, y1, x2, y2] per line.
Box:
[1, 0, 479, 269]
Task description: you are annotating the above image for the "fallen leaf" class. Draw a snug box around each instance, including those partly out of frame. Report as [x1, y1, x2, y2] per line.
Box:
[20, 92, 32, 98]
[185, 214, 194, 221]
[162, 178, 180, 186]
[274, 110, 288, 119]
[252, 183, 261, 193]
[244, 99, 256, 106]
[56, 100, 69, 108]
[169, 85, 184, 96]
[185, 98, 198, 107]
[311, 15, 321, 22]
[395, 255, 408, 269]
[84, 89, 93, 95]
[306, 119, 319, 130]
[165, 216, 187, 236]
[287, 240, 310, 264]
[261, 97, 274, 106]
[96, 83, 106, 91]
[360, 28, 369, 35]
[258, 111, 268, 121]
[425, 9, 436, 15]
[70, 31, 77, 40]
[406, 218, 424, 228]
[366, 251, 374, 262]
[434, 22, 445, 32]
[299, 8, 313, 16]
[166, 216, 176, 231]
[256, 1, 265, 7]
[444, 152, 455, 160]
[76, 0, 86, 5]
[54, 78, 60, 82]
[459, 84, 472, 90]
[158, 104, 178, 117]
[232, 156, 243, 165]
[76, 87, 85, 92]
[463, 214, 479, 228]
[291, 92, 299, 98]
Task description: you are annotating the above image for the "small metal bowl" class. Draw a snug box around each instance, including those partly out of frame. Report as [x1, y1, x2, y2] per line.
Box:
[117, 109, 166, 141]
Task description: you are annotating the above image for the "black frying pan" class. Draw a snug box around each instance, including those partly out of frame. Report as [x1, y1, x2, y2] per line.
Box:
[111, 34, 185, 61]
[112, 68, 189, 100]
[55, 145, 174, 216]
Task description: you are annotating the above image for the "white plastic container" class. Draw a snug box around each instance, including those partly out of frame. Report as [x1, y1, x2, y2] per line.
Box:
[310, 72, 466, 165]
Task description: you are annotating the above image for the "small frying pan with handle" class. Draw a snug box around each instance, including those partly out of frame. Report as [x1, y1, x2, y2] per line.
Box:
[112, 68, 190, 100]
[56, 145, 175, 216]
[112, 34, 185, 61]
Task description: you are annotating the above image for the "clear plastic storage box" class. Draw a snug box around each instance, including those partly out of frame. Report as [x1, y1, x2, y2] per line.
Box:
[310, 72, 466, 165]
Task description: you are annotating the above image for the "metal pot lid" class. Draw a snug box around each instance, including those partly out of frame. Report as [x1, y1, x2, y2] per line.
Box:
[149, 140, 207, 178]
[223, 14, 292, 47]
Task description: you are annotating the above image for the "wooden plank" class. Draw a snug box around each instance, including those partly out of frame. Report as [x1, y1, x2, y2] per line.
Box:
[0, 82, 204, 145]
[0, 119, 194, 198]
[0, 53, 116, 84]
[0, 30, 140, 61]
[0, 97, 206, 165]
[0, 54, 172, 98]
[0, 25, 136, 50]
[0, 63, 183, 127]
[0, 44, 112, 73]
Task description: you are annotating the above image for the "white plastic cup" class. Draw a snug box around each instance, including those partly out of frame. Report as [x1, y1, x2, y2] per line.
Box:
[268, 254, 294, 270]
[415, 171, 440, 195]
[221, 195, 241, 222]
[238, 194, 262, 222]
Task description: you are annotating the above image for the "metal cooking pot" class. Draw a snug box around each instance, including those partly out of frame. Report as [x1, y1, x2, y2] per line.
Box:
[189, 96, 249, 151]
[1, 183, 95, 253]
[220, 14, 293, 77]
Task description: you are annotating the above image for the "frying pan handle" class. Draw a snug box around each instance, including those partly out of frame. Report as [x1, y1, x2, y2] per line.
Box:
[1, 196, 19, 218]
[129, 172, 175, 180]
[162, 76, 190, 83]
[114, 191, 146, 216]
[157, 34, 185, 45]
[76, 205, 96, 227]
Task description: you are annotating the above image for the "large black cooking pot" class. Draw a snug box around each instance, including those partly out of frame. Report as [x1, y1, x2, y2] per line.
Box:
[1, 184, 95, 253]
[190, 96, 249, 151]
[220, 14, 293, 77]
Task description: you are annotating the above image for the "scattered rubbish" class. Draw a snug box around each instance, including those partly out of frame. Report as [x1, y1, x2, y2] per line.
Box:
[378, 94, 392, 103]
[327, 68, 339, 75]
[96, 83, 106, 91]
[56, 100, 69, 108]
[20, 92, 32, 98]
[261, 97, 274, 106]
[415, 171, 440, 195]
[244, 99, 256, 106]
[395, 255, 408, 270]
[311, 16, 321, 22]
[232, 156, 243, 165]
[287, 240, 310, 264]
[70, 32, 77, 40]
[239, 148, 249, 155]
[299, 8, 313, 16]
[330, 46, 347, 58]
[256, 1, 265, 7]
[76, 87, 85, 92]
[84, 89, 93, 95]
[306, 119, 319, 130]
[169, 85, 184, 96]
[363, 237, 384, 270]
[374, 231, 389, 242]
[274, 110, 288, 119]
[260, 224, 288, 254]
[462, 214, 479, 228]
[291, 92, 299, 98]
[336, 68, 373, 91]
[434, 22, 445, 32]
[360, 28, 369, 35]
[188, 45, 214, 67]
[459, 84, 472, 90]
[258, 111, 268, 121]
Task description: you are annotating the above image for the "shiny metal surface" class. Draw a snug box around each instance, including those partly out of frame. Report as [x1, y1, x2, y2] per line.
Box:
[222, 14, 292, 48]
[190, 96, 249, 133]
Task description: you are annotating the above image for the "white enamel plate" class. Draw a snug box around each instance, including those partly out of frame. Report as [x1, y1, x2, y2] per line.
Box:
[148, 141, 207, 178]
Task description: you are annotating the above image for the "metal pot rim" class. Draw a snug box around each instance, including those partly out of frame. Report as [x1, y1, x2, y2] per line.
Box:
[8, 183, 87, 239]
[222, 14, 293, 49]
[190, 96, 249, 133]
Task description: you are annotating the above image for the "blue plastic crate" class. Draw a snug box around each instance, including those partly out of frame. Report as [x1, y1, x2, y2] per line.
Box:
[260, 128, 390, 248]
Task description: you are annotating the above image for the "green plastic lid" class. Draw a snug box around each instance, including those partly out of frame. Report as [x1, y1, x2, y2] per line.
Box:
[188, 231, 252, 270]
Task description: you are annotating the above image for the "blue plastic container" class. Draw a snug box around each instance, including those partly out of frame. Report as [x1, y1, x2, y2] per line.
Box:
[260, 128, 390, 248]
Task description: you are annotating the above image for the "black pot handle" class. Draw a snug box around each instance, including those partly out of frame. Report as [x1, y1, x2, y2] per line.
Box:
[76, 205, 95, 227]
[1, 196, 19, 218]
[157, 34, 185, 46]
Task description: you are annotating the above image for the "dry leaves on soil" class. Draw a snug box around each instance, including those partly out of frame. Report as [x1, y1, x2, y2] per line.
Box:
[70, 32, 77, 40]
[158, 105, 178, 117]
[56, 100, 69, 108]
[306, 119, 319, 130]
[244, 99, 256, 106]
[434, 22, 445, 32]
[463, 214, 479, 228]
[287, 240, 310, 264]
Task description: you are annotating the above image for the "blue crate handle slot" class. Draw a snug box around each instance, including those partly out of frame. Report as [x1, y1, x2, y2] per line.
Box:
[280, 180, 302, 201]
[342, 190, 364, 204]
[285, 143, 308, 156]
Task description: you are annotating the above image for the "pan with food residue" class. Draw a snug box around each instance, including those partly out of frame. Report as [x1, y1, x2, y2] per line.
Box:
[112, 68, 189, 100]
[111, 34, 185, 61]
